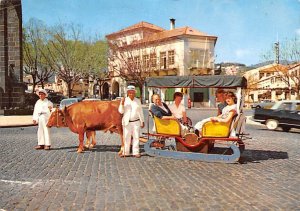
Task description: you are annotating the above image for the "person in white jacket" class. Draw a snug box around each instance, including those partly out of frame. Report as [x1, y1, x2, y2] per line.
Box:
[32, 89, 53, 150]
[118, 85, 144, 158]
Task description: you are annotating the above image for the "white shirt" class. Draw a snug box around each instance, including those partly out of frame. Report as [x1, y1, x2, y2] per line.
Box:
[33, 98, 53, 121]
[118, 97, 144, 126]
[169, 103, 186, 119]
[220, 104, 237, 119]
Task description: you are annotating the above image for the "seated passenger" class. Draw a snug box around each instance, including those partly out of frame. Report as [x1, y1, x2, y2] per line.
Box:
[169, 92, 188, 124]
[150, 94, 174, 119]
[150, 93, 188, 135]
[194, 91, 237, 137]
[215, 89, 228, 115]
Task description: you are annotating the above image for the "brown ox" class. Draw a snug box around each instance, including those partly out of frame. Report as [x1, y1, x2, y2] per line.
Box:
[47, 100, 123, 153]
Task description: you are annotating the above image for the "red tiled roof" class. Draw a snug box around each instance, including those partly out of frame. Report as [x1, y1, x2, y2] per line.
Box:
[260, 64, 288, 73]
[106, 22, 218, 42]
[106, 21, 165, 39]
[146, 26, 217, 41]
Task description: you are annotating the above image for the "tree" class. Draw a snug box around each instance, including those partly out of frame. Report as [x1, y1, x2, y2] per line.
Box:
[261, 37, 300, 99]
[85, 40, 108, 98]
[23, 18, 55, 92]
[44, 23, 107, 97]
[108, 35, 163, 102]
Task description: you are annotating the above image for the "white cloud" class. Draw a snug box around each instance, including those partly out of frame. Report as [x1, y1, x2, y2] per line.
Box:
[296, 28, 300, 36]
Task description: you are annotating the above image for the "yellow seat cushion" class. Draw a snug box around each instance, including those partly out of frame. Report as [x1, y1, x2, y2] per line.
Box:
[153, 116, 181, 136]
[202, 121, 230, 137]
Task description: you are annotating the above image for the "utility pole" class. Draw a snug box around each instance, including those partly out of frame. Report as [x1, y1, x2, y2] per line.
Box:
[274, 42, 279, 64]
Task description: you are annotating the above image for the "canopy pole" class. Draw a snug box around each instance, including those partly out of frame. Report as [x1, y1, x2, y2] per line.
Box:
[236, 87, 242, 114]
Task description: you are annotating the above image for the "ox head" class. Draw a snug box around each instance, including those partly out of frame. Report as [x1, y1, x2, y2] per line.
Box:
[47, 107, 67, 128]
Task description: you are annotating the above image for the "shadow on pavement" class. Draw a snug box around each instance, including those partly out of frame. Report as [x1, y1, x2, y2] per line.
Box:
[50, 145, 288, 164]
[50, 145, 147, 153]
[241, 149, 288, 163]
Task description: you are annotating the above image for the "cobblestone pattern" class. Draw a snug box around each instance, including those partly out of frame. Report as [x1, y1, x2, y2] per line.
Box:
[0, 110, 299, 210]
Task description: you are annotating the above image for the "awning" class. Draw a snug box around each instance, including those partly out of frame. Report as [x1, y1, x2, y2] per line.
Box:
[146, 75, 247, 88]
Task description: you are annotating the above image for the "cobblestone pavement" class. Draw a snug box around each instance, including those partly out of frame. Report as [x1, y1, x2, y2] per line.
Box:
[0, 109, 299, 210]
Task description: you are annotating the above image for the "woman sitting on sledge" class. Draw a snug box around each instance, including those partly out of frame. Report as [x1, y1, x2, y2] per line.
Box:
[194, 91, 237, 137]
[150, 93, 189, 136]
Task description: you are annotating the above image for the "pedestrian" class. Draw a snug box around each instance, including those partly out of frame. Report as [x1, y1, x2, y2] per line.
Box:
[118, 85, 145, 158]
[32, 89, 53, 150]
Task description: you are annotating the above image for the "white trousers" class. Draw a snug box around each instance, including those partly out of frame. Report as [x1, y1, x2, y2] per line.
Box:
[37, 115, 51, 146]
[194, 118, 211, 132]
[123, 121, 140, 156]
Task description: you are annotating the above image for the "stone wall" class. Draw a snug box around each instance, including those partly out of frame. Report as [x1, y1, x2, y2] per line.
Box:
[0, 0, 24, 108]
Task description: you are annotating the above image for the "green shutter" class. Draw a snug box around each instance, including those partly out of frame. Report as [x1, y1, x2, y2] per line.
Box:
[135, 87, 141, 98]
[165, 88, 175, 101]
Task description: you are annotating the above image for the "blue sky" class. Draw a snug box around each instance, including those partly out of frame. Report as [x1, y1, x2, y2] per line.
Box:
[22, 0, 300, 66]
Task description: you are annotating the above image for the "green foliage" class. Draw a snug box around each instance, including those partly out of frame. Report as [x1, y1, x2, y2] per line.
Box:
[23, 19, 108, 97]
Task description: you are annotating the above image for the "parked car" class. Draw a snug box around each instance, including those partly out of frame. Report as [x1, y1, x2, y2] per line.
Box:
[47, 92, 67, 105]
[59, 97, 83, 110]
[252, 100, 300, 132]
[251, 99, 275, 109]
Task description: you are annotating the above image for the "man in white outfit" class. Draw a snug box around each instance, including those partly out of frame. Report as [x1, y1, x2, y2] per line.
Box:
[33, 89, 53, 150]
[118, 85, 144, 158]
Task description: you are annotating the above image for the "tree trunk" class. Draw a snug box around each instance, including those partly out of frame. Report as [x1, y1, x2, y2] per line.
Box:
[68, 83, 72, 97]
[32, 81, 36, 93]
[138, 84, 144, 104]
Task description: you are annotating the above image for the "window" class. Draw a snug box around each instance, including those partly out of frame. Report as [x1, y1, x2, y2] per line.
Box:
[278, 103, 292, 111]
[142, 55, 150, 68]
[150, 53, 156, 68]
[189, 49, 209, 68]
[160, 52, 167, 69]
[168, 50, 175, 66]
[259, 73, 264, 79]
[296, 103, 300, 111]
[127, 58, 134, 67]
[134, 56, 140, 68]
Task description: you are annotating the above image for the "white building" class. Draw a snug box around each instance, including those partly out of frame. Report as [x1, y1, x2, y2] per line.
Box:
[243, 63, 300, 103]
[106, 19, 218, 106]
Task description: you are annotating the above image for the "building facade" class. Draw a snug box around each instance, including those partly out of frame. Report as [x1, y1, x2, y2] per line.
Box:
[243, 63, 300, 103]
[106, 20, 217, 106]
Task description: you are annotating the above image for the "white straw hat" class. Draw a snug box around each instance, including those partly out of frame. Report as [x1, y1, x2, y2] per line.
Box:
[126, 85, 136, 92]
[38, 88, 48, 97]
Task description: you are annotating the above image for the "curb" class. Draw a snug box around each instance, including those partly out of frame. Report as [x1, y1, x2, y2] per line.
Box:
[0, 115, 34, 128]
[0, 124, 35, 128]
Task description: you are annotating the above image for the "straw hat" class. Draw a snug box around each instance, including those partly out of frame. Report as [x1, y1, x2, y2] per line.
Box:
[38, 88, 48, 97]
[126, 85, 136, 92]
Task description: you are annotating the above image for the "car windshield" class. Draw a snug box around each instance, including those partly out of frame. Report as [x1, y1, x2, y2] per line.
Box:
[271, 102, 292, 110]
[60, 98, 79, 109]
[64, 99, 77, 105]
[270, 102, 281, 110]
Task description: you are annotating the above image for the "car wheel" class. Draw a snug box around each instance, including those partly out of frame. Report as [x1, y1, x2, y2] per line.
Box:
[266, 119, 278, 130]
[281, 126, 291, 132]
